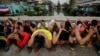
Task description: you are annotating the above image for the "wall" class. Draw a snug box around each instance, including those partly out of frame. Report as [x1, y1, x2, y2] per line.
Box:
[0, 16, 99, 21]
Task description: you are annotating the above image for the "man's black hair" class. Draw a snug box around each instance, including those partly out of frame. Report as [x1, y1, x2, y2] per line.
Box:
[65, 21, 71, 31]
[17, 22, 23, 30]
[77, 21, 82, 25]
[34, 35, 45, 48]
[41, 20, 45, 22]
[59, 30, 69, 41]
[52, 23, 59, 33]
[30, 23, 36, 28]
[17, 22, 22, 26]
[24, 26, 32, 34]
[8, 18, 13, 22]
[91, 20, 98, 26]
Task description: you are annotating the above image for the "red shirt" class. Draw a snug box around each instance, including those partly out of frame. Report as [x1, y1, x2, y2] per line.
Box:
[17, 32, 30, 48]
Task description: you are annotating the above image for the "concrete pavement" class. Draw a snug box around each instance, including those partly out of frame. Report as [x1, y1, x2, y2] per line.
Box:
[0, 45, 98, 56]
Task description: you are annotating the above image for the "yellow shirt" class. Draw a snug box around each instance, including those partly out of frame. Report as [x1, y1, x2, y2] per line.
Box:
[32, 29, 52, 40]
[0, 36, 6, 41]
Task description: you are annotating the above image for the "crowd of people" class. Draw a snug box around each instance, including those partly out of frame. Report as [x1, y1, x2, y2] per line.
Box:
[0, 18, 100, 54]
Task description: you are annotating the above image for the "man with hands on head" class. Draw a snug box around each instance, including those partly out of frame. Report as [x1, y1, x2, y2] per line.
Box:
[28, 29, 52, 53]
[7, 28, 30, 52]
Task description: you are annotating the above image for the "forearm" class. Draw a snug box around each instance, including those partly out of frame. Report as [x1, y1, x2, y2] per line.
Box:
[42, 34, 52, 48]
[53, 31, 62, 44]
[45, 39, 52, 48]
[28, 36, 35, 47]
[96, 31, 100, 41]
[76, 33, 93, 45]
[8, 34, 13, 39]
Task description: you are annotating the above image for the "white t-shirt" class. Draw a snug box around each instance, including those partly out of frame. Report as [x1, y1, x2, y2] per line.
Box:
[37, 23, 48, 29]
